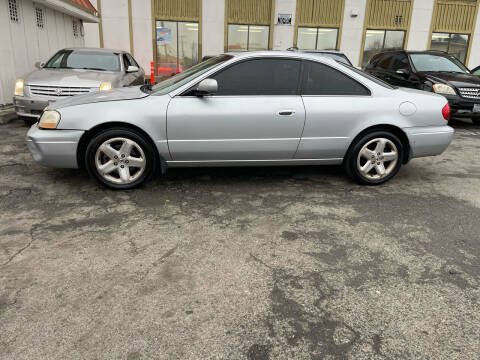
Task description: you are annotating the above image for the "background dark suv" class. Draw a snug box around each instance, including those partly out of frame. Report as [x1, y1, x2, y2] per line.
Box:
[364, 50, 480, 124]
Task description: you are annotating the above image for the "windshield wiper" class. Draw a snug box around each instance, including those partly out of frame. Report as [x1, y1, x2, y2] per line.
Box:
[80, 67, 108, 71]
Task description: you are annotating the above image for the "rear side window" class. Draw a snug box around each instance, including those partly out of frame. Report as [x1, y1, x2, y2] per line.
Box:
[211, 58, 301, 95]
[391, 53, 410, 71]
[377, 54, 393, 70]
[301, 61, 370, 96]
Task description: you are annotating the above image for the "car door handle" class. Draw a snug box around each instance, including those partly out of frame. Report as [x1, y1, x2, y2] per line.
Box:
[278, 110, 296, 116]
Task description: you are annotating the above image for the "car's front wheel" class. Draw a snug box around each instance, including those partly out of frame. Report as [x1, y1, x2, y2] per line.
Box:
[344, 130, 404, 185]
[85, 128, 156, 189]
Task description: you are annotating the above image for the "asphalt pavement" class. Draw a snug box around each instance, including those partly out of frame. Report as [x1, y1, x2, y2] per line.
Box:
[1, 118, 479, 360]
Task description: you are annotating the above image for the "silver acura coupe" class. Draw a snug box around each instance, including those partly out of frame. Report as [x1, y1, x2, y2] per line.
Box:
[26, 51, 454, 189]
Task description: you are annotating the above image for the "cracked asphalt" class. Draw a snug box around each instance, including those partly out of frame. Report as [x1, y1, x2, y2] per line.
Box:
[1, 119, 480, 360]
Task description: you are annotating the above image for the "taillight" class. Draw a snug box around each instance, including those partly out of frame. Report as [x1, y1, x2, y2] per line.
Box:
[442, 103, 450, 121]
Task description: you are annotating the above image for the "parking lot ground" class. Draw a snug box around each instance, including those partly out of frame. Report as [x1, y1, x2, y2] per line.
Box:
[1, 119, 480, 360]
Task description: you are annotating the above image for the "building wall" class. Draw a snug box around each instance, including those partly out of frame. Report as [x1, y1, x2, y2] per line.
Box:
[407, 0, 435, 51]
[85, 0, 480, 70]
[83, 0, 100, 47]
[0, 0, 85, 105]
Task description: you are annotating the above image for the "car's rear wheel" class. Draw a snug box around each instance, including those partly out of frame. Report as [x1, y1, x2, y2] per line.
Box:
[344, 130, 404, 185]
[85, 128, 156, 189]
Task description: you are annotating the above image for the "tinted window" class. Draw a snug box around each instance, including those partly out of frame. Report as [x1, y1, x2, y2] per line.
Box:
[122, 55, 131, 70]
[126, 53, 139, 68]
[302, 61, 370, 96]
[377, 54, 393, 70]
[211, 59, 301, 95]
[391, 53, 410, 72]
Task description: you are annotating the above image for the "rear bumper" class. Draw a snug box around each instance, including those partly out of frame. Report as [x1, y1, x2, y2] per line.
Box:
[404, 125, 454, 159]
[26, 124, 84, 168]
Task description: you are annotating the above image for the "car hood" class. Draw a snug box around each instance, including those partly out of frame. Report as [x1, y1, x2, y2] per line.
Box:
[47, 86, 150, 109]
[25, 68, 121, 88]
[422, 71, 480, 88]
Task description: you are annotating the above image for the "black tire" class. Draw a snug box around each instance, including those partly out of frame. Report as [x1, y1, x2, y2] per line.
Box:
[472, 117, 480, 125]
[344, 130, 404, 186]
[85, 127, 156, 190]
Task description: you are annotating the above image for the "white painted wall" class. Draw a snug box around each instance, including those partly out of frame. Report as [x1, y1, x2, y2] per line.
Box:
[339, 0, 367, 67]
[272, 0, 296, 50]
[100, 0, 129, 51]
[84, 0, 100, 48]
[131, 0, 153, 71]
[406, 0, 434, 51]
[0, 0, 85, 105]
[202, 0, 225, 56]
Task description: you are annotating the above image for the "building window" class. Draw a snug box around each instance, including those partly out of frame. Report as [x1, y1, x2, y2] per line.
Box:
[9, 0, 19, 23]
[227, 24, 269, 52]
[155, 20, 199, 78]
[362, 29, 405, 67]
[431, 33, 469, 64]
[35, 8, 44, 29]
[73, 20, 79, 37]
[297, 27, 339, 50]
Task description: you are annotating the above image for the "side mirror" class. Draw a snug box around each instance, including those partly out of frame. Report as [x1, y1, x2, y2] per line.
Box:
[396, 68, 410, 78]
[126, 65, 139, 73]
[195, 78, 217, 96]
[35, 61, 45, 69]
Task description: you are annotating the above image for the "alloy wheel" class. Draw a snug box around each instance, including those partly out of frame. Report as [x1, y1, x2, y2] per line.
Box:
[95, 137, 146, 185]
[356, 138, 398, 180]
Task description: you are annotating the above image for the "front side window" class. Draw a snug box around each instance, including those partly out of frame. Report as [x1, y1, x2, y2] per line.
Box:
[297, 27, 339, 50]
[390, 53, 410, 72]
[211, 59, 300, 95]
[302, 61, 370, 96]
[409, 54, 469, 74]
[153, 55, 233, 95]
[156, 20, 199, 79]
[44, 50, 120, 71]
[362, 30, 406, 67]
[227, 25, 269, 51]
[431, 33, 469, 64]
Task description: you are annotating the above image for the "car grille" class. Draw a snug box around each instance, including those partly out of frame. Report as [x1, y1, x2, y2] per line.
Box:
[458, 87, 480, 100]
[29, 85, 93, 97]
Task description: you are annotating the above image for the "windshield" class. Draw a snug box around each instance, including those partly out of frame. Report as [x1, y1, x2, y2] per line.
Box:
[152, 55, 233, 95]
[44, 50, 120, 71]
[339, 62, 396, 89]
[409, 54, 469, 73]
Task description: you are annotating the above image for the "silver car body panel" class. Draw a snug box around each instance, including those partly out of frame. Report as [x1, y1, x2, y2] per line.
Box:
[14, 48, 145, 118]
[27, 51, 454, 170]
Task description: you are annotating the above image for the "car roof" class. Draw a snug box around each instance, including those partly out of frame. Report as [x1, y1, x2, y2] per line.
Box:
[224, 50, 339, 64]
[62, 47, 128, 54]
[372, 50, 450, 56]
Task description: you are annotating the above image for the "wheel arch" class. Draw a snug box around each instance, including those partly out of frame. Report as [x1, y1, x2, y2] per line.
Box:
[344, 124, 411, 164]
[77, 121, 165, 172]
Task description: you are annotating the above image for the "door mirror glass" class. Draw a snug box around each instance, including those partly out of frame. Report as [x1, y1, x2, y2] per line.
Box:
[35, 61, 45, 69]
[196, 79, 218, 95]
[396, 68, 409, 78]
[126, 65, 139, 73]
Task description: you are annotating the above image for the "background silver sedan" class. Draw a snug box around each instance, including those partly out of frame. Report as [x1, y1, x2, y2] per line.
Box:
[26, 51, 454, 189]
[14, 48, 144, 123]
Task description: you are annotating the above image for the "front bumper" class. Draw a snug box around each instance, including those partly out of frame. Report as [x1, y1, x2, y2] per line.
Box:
[13, 96, 50, 118]
[444, 95, 480, 118]
[26, 124, 84, 168]
[404, 125, 454, 159]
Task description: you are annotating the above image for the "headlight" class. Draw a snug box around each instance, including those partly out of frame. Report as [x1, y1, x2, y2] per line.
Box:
[99, 82, 112, 91]
[433, 84, 456, 95]
[39, 110, 61, 129]
[14, 79, 24, 97]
